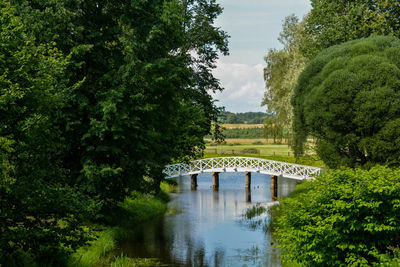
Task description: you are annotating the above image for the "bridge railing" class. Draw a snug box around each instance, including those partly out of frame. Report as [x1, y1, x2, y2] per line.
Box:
[163, 157, 321, 180]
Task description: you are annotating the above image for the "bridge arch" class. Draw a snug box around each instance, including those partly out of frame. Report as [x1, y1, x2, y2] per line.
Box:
[163, 156, 321, 180]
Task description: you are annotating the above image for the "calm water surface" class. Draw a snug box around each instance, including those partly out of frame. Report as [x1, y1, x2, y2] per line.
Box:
[120, 173, 299, 267]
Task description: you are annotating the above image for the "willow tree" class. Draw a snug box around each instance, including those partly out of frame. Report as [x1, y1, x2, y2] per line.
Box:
[292, 35, 400, 168]
[262, 15, 307, 142]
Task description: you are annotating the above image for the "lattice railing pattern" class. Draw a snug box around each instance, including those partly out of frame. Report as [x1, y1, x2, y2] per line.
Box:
[163, 157, 321, 180]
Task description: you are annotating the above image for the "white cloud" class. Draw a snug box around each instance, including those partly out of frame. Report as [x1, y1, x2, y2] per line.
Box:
[210, 0, 311, 112]
[212, 61, 266, 113]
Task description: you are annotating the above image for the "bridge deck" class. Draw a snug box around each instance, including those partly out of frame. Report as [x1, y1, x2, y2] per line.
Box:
[163, 156, 321, 180]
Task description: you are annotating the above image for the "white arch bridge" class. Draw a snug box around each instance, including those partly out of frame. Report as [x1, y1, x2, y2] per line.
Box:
[163, 156, 321, 180]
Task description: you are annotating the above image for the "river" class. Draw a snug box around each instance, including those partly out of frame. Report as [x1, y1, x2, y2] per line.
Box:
[119, 172, 299, 267]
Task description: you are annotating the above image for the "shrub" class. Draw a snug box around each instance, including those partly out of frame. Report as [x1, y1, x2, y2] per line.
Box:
[274, 166, 400, 266]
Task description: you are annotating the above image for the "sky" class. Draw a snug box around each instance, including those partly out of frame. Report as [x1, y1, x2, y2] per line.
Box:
[212, 0, 311, 113]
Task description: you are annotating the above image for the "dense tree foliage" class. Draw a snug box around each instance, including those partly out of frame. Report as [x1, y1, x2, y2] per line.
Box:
[11, 0, 228, 204]
[302, 0, 400, 59]
[0, 2, 94, 265]
[218, 111, 271, 124]
[264, 1, 400, 151]
[292, 35, 400, 168]
[266, 3, 400, 266]
[0, 0, 228, 264]
[273, 166, 400, 266]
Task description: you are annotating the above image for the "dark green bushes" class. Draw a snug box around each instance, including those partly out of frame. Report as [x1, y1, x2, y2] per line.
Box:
[273, 166, 400, 266]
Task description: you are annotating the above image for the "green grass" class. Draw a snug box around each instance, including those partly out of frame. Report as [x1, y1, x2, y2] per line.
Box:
[160, 180, 178, 194]
[120, 192, 167, 223]
[69, 227, 121, 267]
[111, 254, 166, 267]
[244, 204, 267, 219]
[69, 191, 168, 267]
[206, 143, 291, 155]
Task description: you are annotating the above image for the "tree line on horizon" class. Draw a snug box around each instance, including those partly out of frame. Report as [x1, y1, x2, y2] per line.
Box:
[217, 111, 272, 124]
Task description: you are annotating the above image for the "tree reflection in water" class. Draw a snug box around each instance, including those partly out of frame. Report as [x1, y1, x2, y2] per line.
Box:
[118, 172, 298, 266]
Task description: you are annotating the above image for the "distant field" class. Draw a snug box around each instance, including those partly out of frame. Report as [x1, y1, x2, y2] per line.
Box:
[205, 143, 292, 157]
[202, 142, 322, 167]
[222, 124, 264, 129]
[205, 141, 316, 155]
[205, 138, 288, 144]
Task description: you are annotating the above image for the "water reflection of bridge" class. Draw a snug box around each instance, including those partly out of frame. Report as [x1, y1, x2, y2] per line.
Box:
[164, 157, 321, 200]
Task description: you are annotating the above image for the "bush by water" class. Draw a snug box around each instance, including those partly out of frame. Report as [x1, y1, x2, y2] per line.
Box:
[271, 166, 400, 266]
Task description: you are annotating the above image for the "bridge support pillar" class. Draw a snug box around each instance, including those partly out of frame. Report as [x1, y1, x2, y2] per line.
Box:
[245, 188, 251, 203]
[271, 175, 278, 201]
[245, 171, 251, 189]
[212, 172, 219, 190]
[190, 174, 198, 190]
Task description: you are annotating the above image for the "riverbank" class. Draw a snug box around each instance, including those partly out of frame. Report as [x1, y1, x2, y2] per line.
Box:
[268, 167, 400, 266]
[68, 181, 177, 267]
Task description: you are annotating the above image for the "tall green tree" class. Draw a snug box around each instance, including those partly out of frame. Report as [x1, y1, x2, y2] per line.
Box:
[1, 0, 228, 264]
[302, 0, 400, 59]
[292, 35, 400, 168]
[262, 15, 307, 142]
[11, 0, 228, 206]
[0, 1, 93, 265]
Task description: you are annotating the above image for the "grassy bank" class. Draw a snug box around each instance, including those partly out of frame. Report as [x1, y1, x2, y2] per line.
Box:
[69, 181, 177, 267]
